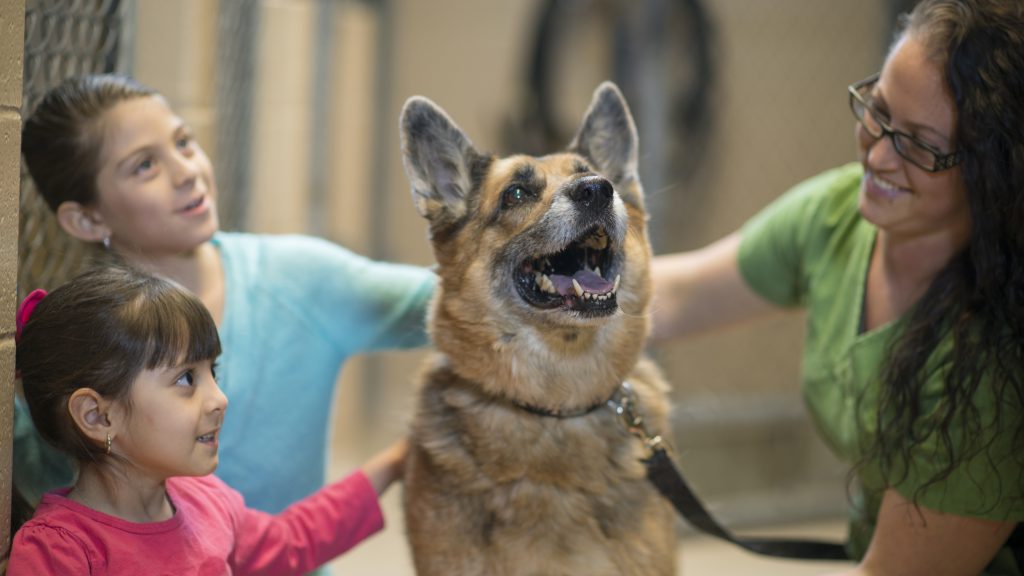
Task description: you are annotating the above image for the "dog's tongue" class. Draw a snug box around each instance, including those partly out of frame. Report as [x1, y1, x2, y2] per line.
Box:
[550, 269, 614, 296]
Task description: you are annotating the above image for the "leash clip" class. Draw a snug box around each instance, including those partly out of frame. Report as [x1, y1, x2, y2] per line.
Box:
[607, 381, 664, 454]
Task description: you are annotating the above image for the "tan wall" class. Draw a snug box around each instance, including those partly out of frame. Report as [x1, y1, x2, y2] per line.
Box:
[134, 0, 219, 161]
[1, 0, 26, 560]
[248, 0, 316, 234]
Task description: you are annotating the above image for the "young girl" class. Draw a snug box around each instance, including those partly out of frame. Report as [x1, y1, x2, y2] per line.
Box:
[8, 266, 407, 575]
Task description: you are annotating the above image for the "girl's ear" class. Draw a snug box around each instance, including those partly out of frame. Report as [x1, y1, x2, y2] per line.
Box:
[56, 201, 110, 244]
[67, 388, 116, 447]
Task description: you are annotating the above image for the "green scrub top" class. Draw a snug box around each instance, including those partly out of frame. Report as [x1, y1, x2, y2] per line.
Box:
[738, 163, 1024, 573]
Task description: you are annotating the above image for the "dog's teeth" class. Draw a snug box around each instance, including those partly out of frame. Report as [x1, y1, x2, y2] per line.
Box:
[572, 279, 584, 298]
[594, 266, 601, 277]
[541, 274, 556, 294]
[534, 272, 556, 295]
[613, 275, 621, 292]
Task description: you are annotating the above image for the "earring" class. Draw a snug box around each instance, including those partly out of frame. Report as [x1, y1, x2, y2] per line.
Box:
[106, 433, 112, 455]
[102, 235, 111, 250]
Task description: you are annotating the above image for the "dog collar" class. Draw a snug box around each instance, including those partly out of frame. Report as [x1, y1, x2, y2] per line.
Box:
[509, 382, 627, 419]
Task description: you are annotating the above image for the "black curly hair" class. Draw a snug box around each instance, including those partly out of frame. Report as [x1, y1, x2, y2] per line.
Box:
[867, 0, 1024, 512]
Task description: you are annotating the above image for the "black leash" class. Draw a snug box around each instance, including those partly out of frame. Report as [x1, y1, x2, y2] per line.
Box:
[644, 445, 849, 560]
[608, 382, 850, 561]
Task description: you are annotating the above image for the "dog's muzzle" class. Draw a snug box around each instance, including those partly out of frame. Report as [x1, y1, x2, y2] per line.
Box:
[514, 223, 620, 317]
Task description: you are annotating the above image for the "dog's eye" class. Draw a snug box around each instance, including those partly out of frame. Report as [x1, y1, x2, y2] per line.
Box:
[502, 185, 534, 208]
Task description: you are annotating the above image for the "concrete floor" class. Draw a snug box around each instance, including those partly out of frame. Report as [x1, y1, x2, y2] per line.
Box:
[326, 480, 853, 576]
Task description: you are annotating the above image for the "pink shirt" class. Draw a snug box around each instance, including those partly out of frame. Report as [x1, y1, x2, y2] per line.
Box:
[7, 471, 383, 575]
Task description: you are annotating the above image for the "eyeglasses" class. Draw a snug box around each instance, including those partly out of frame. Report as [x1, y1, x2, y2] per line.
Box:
[848, 73, 962, 172]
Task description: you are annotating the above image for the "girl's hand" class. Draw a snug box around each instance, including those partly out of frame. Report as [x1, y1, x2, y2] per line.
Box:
[360, 437, 409, 495]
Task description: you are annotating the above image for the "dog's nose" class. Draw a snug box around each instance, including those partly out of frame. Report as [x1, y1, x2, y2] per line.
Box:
[569, 178, 613, 211]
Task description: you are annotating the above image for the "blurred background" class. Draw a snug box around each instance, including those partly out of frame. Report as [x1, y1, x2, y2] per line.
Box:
[11, 0, 920, 573]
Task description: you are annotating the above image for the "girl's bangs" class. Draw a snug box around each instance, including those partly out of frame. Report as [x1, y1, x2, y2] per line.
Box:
[128, 285, 221, 369]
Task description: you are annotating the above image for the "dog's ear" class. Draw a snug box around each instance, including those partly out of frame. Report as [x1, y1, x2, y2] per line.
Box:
[400, 96, 480, 226]
[568, 82, 640, 189]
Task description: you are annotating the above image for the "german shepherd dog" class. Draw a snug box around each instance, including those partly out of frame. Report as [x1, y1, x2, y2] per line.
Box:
[399, 82, 676, 576]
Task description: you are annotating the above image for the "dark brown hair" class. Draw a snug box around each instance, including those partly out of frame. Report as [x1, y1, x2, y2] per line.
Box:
[21, 74, 157, 211]
[869, 0, 1024, 509]
[16, 266, 221, 464]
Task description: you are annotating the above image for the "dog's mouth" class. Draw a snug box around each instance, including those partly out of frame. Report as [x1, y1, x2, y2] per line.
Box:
[514, 225, 619, 316]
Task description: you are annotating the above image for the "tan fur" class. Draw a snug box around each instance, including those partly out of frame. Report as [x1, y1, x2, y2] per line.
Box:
[400, 82, 676, 576]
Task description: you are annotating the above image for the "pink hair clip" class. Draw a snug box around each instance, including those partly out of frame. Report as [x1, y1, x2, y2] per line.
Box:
[15, 289, 47, 344]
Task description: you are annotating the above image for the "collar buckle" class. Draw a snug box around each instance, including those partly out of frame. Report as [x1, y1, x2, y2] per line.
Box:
[606, 381, 664, 453]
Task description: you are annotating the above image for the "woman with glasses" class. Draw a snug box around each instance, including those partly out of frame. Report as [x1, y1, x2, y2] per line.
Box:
[650, 1, 1024, 574]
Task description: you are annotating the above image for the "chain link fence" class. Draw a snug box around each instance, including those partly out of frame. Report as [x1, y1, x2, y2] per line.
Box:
[18, 0, 132, 299]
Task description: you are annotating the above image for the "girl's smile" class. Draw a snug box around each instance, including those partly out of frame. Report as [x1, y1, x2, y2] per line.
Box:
[196, 427, 220, 449]
[177, 194, 212, 217]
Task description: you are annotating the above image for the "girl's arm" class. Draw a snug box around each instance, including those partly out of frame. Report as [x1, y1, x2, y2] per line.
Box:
[229, 438, 407, 575]
[824, 488, 1014, 576]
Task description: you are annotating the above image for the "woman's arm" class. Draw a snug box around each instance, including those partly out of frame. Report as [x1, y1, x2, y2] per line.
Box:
[648, 232, 781, 345]
[826, 488, 1015, 576]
